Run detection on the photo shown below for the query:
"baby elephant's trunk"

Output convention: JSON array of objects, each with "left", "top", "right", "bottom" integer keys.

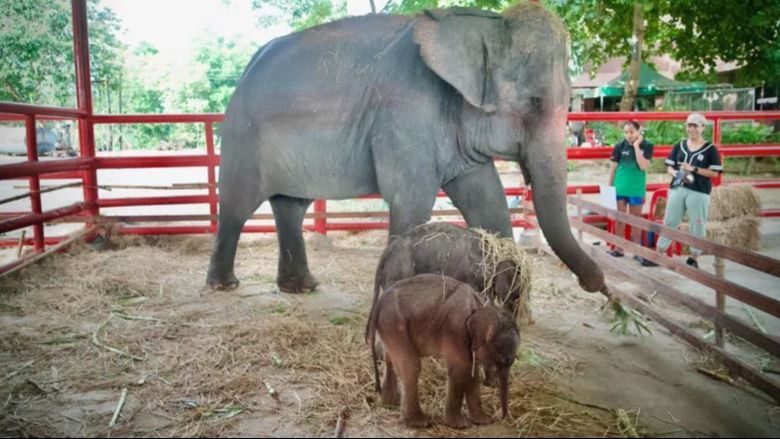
[{"left": 499, "top": 367, "right": 510, "bottom": 418}]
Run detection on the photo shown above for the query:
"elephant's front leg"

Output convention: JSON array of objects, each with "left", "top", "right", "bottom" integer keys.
[
  {"left": 443, "top": 361, "right": 474, "bottom": 429},
  {"left": 443, "top": 161, "right": 513, "bottom": 237},
  {"left": 270, "top": 195, "right": 319, "bottom": 293}
]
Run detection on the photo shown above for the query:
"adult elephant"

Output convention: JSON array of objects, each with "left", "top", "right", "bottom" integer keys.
[{"left": 207, "top": 3, "right": 607, "bottom": 295}]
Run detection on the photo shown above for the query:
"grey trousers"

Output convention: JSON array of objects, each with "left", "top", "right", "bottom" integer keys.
[{"left": 656, "top": 187, "right": 710, "bottom": 256}]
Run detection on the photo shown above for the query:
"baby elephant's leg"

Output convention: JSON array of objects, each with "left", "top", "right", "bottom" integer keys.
[
  {"left": 380, "top": 353, "right": 400, "bottom": 406},
  {"left": 443, "top": 362, "right": 472, "bottom": 429},
  {"left": 383, "top": 334, "right": 430, "bottom": 428},
  {"left": 464, "top": 372, "right": 493, "bottom": 425}
]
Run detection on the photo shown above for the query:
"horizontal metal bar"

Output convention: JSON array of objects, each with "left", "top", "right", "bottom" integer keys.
[
  {"left": 566, "top": 145, "right": 780, "bottom": 159},
  {"left": 0, "top": 202, "right": 90, "bottom": 234},
  {"left": 0, "top": 102, "right": 87, "bottom": 118},
  {"left": 96, "top": 195, "right": 210, "bottom": 208},
  {"left": 0, "top": 236, "right": 64, "bottom": 248},
  {"left": 0, "top": 157, "right": 94, "bottom": 180},
  {"left": 91, "top": 113, "right": 223, "bottom": 124},
  {"left": 567, "top": 111, "right": 780, "bottom": 122},
  {"left": 94, "top": 155, "right": 217, "bottom": 169}
]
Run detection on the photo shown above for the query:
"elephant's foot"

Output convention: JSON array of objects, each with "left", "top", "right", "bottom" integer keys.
[
  {"left": 277, "top": 272, "right": 319, "bottom": 294},
  {"left": 442, "top": 412, "right": 471, "bottom": 429},
  {"left": 467, "top": 408, "right": 494, "bottom": 425},
  {"left": 403, "top": 412, "right": 433, "bottom": 429},
  {"left": 381, "top": 383, "right": 401, "bottom": 407},
  {"left": 207, "top": 269, "right": 239, "bottom": 291}
]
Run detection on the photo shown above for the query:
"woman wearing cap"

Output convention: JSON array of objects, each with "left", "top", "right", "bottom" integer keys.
[
  {"left": 646, "top": 113, "right": 723, "bottom": 268},
  {"left": 607, "top": 120, "right": 654, "bottom": 258}
]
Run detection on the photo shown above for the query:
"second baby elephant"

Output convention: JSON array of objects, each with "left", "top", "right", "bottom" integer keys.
[
  {"left": 374, "top": 222, "right": 532, "bottom": 324},
  {"left": 367, "top": 274, "right": 520, "bottom": 428}
]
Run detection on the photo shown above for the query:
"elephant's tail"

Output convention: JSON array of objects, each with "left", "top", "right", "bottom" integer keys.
[
  {"left": 365, "top": 250, "right": 387, "bottom": 344},
  {"left": 366, "top": 293, "right": 382, "bottom": 394}
]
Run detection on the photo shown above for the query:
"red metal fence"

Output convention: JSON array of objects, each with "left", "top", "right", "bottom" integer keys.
[{"left": 1, "top": 0, "right": 780, "bottom": 275}]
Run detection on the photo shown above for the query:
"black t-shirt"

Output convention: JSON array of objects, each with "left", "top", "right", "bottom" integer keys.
[
  {"left": 610, "top": 139, "right": 654, "bottom": 167},
  {"left": 664, "top": 140, "right": 723, "bottom": 194}
]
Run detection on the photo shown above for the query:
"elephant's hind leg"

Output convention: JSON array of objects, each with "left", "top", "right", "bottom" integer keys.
[{"left": 270, "top": 195, "right": 319, "bottom": 293}]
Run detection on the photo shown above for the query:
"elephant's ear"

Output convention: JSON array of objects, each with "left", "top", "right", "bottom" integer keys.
[
  {"left": 467, "top": 307, "right": 497, "bottom": 350},
  {"left": 414, "top": 8, "right": 504, "bottom": 113}
]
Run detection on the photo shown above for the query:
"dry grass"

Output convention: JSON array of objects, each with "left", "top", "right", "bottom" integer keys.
[
  {"left": 706, "top": 216, "right": 761, "bottom": 251},
  {"left": 709, "top": 184, "right": 762, "bottom": 221},
  {"left": 473, "top": 228, "right": 533, "bottom": 326},
  {"left": 0, "top": 233, "right": 636, "bottom": 437}
]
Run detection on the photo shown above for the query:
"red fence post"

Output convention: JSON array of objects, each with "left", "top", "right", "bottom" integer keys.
[
  {"left": 205, "top": 123, "right": 218, "bottom": 233},
  {"left": 24, "top": 115, "right": 45, "bottom": 252},
  {"left": 71, "top": 0, "right": 99, "bottom": 220},
  {"left": 314, "top": 199, "right": 327, "bottom": 235},
  {"left": 713, "top": 115, "right": 723, "bottom": 186}
]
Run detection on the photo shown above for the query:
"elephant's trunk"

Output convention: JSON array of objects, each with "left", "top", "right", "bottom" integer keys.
[
  {"left": 521, "top": 107, "right": 607, "bottom": 294},
  {"left": 499, "top": 366, "right": 510, "bottom": 418}
]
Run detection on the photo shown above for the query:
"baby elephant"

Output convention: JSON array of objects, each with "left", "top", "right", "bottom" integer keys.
[
  {"left": 375, "top": 222, "right": 531, "bottom": 324},
  {"left": 366, "top": 274, "right": 519, "bottom": 429}
]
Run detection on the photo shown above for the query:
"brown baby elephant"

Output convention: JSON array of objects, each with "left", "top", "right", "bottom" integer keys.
[
  {"left": 366, "top": 274, "right": 520, "bottom": 429},
  {"left": 374, "top": 222, "right": 531, "bottom": 323}
]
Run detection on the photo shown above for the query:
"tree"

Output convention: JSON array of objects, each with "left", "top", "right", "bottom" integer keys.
[
  {"left": 0, "top": 0, "right": 125, "bottom": 107},
  {"left": 546, "top": 0, "right": 780, "bottom": 89},
  {"left": 618, "top": 0, "right": 644, "bottom": 112},
  {"left": 252, "top": 0, "right": 348, "bottom": 31},
  {"left": 251, "top": 0, "right": 511, "bottom": 31},
  {"left": 385, "top": 0, "right": 508, "bottom": 14}
]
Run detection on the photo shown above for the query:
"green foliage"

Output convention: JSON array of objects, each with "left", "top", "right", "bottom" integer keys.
[
  {"left": 720, "top": 123, "right": 774, "bottom": 145},
  {"left": 386, "top": 0, "right": 509, "bottom": 14},
  {"left": 545, "top": 0, "right": 780, "bottom": 87},
  {"left": 252, "top": 0, "right": 347, "bottom": 31},
  {"left": 0, "top": 0, "right": 123, "bottom": 106}
]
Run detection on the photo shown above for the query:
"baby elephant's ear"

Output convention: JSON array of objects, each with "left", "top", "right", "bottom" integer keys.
[
  {"left": 467, "top": 308, "right": 497, "bottom": 350},
  {"left": 493, "top": 261, "right": 517, "bottom": 303}
]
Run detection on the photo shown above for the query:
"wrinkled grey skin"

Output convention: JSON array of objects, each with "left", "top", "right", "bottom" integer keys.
[
  {"left": 366, "top": 274, "right": 519, "bottom": 429},
  {"left": 373, "top": 222, "right": 528, "bottom": 316},
  {"left": 206, "top": 4, "right": 607, "bottom": 295}
]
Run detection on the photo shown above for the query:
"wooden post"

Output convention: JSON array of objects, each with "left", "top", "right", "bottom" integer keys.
[
  {"left": 576, "top": 188, "right": 583, "bottom": 244},
  {"left": 16, "top": 230, "right": 26, "bottom": 258},
  {"left": 714, "top": 256, "right": 726, "bottom": 347}
]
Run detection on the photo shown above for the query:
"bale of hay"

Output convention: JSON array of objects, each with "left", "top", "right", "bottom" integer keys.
[
  {"left": 709, "top": 184, "right": 762, "bottom": 221},
  {"left": 707, "top": 216, "right": 761, "bottom": 251},
  {"left": 473, "top": 229, "right": 534, "bottom": 326},
  {"left": 653, "top": 195, "right": 667, "bottom": 220}
]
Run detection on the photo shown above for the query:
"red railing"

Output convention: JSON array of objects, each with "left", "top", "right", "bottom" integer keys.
[{"left": 1, "top": 0, "right": 780, "bottom": 274}]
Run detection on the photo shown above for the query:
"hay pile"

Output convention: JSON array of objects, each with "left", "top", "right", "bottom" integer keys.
[
  {"left": 0, "top": 234, "right": 640, "bottom": 437},
  {"left": 706, "top": 185, "right": 761, "bottom": 251},
  {"left": 473, "top": 229, "right": 533, "bottom": 326},
  {"left": 654, "top": 185, "right": 761, "bottom": 251},
  {"left": 708, "top": 184, "right": 762, "bottom": 220}
]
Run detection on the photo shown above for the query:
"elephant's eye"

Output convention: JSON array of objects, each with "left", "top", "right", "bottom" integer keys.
[{"left": 530, "top": 96, "right": 543, "bottom": 110}]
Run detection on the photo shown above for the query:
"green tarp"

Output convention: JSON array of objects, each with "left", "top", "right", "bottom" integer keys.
[{"left": 597, "top": 63, "right": 705, "bottom": 97}]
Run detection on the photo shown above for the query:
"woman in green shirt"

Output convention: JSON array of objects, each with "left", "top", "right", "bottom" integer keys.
[{"left": 607, "top": 121, "right": 654, "bottom": 257}]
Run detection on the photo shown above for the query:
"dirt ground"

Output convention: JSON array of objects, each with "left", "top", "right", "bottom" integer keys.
[{"left": 0, "top": 229, "right": 778, "bottom": 437}]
